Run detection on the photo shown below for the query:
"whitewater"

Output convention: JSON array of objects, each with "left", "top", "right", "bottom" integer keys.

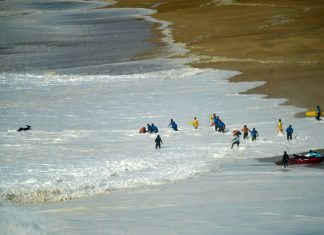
[{"left": 1, "top": 0, "right": 324, "bottom": 234}]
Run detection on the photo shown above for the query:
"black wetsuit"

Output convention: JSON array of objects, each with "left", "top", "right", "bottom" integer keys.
[
  {"left": 282, "top": 152, "right": 289, "bottom": 168},
  {"left": 155, "top": 136, "right": 163, "bottom": 149}
]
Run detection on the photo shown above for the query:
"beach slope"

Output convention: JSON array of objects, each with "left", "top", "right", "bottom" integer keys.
[{"left": 109, "top": 0, "right": 324, "bottom": 112}]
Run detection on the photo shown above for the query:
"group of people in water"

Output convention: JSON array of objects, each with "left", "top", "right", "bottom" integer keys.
[
  {"left": 138, "top": 114, "right": 299, "bottom": 150},
  {"left": 139, "top": 105, "right": 321, "bottom": 152}
]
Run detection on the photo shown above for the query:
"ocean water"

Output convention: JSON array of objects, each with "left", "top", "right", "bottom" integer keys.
[{"left": 1, "top": 1, "right": 324, "bottom": 234}]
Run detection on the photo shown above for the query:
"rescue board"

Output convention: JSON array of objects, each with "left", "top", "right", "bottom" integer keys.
[{"left": 305, "top": 111, "right": 324, "bottom": 117}]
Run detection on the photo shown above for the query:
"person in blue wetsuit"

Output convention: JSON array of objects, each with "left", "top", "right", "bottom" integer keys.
[
  {"left": 147, "top": 123, "right": 153, "bottom": 133},
  {"left": 286, "top": 124, "right": 293, "bottom": 141},
  {"left": 316, "top": 105, "right": 321, "bottom": 121},
  {"left": 213, "top": 115, "right": 220, "bottom": 131},
  {"left": 151, "top": 123, "right": 158, "bottom": 133},
  {"left": 168, "top": 119, "right": 178, "bottom": 131},
  {"left": 218, "top": 120, "right": 226, "bottom": 133},
  {"left": 249, "top": 128, "right": 258, "bottom": 141}
]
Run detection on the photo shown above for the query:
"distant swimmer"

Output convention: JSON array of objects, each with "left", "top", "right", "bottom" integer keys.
[
  {"left": 241, "top": 125, "right": 250, "bottom": 140},
  {"left": 17, "top": 125, "right": 31, "bottom": 132},
  {"left": 249, "top": 128, "right": 259, "bottom": 141},
  {"left": 193, "top": 117, "right": 199, "bottom": 129},
  {"left": 277, "top": 119, "right": 283, "bottom": 134},
  {"left": 231, "top": 133, "right": 240, "bottom": 149},
  {"left": 316, "top": 105, "right": 321, "bottom": 121},
  {"left": 168, "top": 119, "right": 178, "bottom": 131},
  {"left": 155, "top": 135, "right": 163, "bottom": 149},
  {"left": 286, "top": 125, "right": 293, "bottom": 141}
]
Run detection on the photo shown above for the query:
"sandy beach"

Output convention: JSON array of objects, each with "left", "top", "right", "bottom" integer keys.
[{"left": 108, "top": 0, "right": 324, "bottom": 113}]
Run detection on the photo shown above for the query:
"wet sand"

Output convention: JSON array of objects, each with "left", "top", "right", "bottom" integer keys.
[{"left": 106, "top": 0, "right": 324, "bottom": 113}]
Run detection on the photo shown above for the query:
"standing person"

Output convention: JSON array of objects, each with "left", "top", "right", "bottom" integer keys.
[
  {"left": 168, "top": 119, "right": 178, "bottom": 131},
  {"left": 155, "top": 135, "right": 163, "bottom": 149},
  {"left": 282, "top": 151, "right": 289, "bottom": 168},
  {"left": 249, "top": 128, "right": 259, "bottom": 141},
  {"left": 241, "top": 125, "right": 250, "bottom": 140},
  {"left": 277, "top": 119, "right": 283, "bottom": 134},
  {"left": 286, "top": 124, "right": 293, "bottom": 141},
  {"left": 316, "top": 105, "right": 321, "bottom": 121},
  {"left": 193, "top": 117, "right": 199, "bottom": 129},
  {"left": 231, "top": 133, "right": 240, "bottom": 149}
]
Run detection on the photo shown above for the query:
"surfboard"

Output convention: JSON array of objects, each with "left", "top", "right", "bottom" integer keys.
[{"left": 305, "top": 111, "right": 324, "bottom": 117}]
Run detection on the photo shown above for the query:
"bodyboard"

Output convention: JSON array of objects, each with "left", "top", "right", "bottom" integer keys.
[{"left": 305, "top": 111, "right": 324, "bottom": 117}]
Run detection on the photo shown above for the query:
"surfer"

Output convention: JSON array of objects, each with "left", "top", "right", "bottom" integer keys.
[
  {"left": 316, "top": 105, "right": 321, "bottom": 121},
  {"left": 218, "top": 119, "right": 226, "bottom": 133},
  {"left": 282, "top": 151, "right": 289, "bottom": 168},
  {"left": 17, "top": 125, "right": 31, "bottom": 132},
  {"left": 147, "top": 123, "right": 152, "bottom": 133},
  {"left": 193, "top": 117, "right": 199, "bottom": 129},
  {"left": 155, "top": 135, "right": 163, "bottom": 149},
  {"left": 249, "top": 128, "right": 259, "bottom": 141},
  {"left": 213, "top": 114, "right": 219, "bottom": 131},
  {"left": 151, "top": 124, "right": 158, "bottom": 133},
  {"left": 241, "top": 125, "right": 250, "bottom": 140},
  {"left": 168, "top": 119, "right": 178, "bottom": 131},
  {"left": 277, "top": 119, "right": 283, "bottom": 134},
  {"left": 231, "top": 133, "right": 240, "bottom": 149},
  {"left": 286, "top": 125, "right": 293, "bottom": 141}
]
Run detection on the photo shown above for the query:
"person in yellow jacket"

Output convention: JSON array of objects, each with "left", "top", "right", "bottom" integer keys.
[
  {"left": 277, "top": 119, "right": 283, "bottom": 134},
  {"left": 193, "top": 117, "right": 199, "bottom": 129}
]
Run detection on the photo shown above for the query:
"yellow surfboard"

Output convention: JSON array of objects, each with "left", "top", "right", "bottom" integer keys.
[{"left": 305, "top": 111, "right": 324, "bottom": 117}]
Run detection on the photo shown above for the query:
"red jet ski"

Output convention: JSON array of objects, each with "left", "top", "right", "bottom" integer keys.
[
  {"left": 288, "top": 157, "right": 324, "bottom": 165},
  {"left": 276, "top": 151, "right": 324, "bottom": 165}
]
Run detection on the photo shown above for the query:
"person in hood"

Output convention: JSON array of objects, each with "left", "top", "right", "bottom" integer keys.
[
  {"left": 151, "top": 123, "right": 158, "bottom": 133},
  {"left": 277, "top": 119, "right": 283, "bottom": 134},
  {"left": 155, "top": 135, "right": 163, "bottom": 149},
  {"left": 168, "top": 119, "right": 178, "bottom": 131},
  {"left": 316, "top": 105, "right": 321, "bottom": 121},
  {"left": 249, "top": 128, "right": 259, "bottom": 141},
  {"left": 193, "top": 117, "right": 199, "bottom": 129},
  {"left": 282, "top": 151, "right": 289, "bottom": 168},
  {"left": 286, "top": 125, "right": 293, "bottom": 141}
]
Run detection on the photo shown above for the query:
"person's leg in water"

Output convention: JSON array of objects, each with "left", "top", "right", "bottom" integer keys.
[
  {"left": 316, "top": 113, "right": 321, "bottom": 121},
  {"left": 243, "top": 132, "right": 248, "bottom": 140},
  {"left": 231, "top": 141, "right": 239, "bottom": 149}
]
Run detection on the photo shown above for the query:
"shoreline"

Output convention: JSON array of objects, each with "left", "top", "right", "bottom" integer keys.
[{"left": 105, "top": 0, "right": 324, "bottom": 114}]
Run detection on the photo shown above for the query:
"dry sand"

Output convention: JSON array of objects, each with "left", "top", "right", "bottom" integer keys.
[{"left": 105, "top": 0, "right": 324, "bottom": 114}]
